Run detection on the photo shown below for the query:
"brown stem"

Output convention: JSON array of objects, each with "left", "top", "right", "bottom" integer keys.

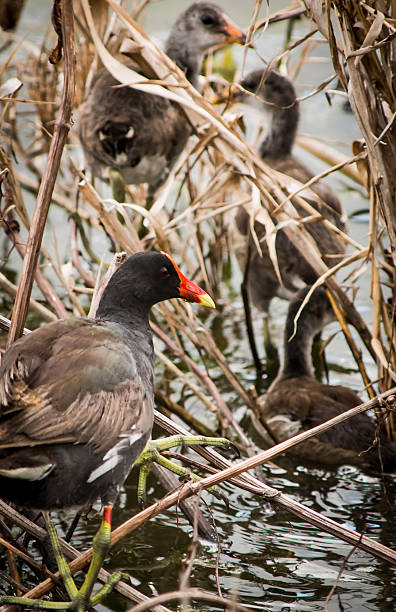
[
  {"left": 7, "top": 0, "right": 75, "bottom": 345},
  {"left": 124, "top": 588, "right": 251, "bottom": 612},
  {"left": 3, "top": 389, "right": 395, "bottom": 612},
  {"left": 0, "top": 502, "right": 171, "bottom": 612}
]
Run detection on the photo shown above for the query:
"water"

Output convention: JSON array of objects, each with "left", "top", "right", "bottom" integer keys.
[{"left": 1, "top": 1, "right": 395, "bottom": 610}]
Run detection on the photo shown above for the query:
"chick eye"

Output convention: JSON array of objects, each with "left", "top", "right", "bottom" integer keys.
[
  {"left": 159, "top": 266, "right": 171, "bottom": 278},
  {"left": 244, "top": 79, "right": 256, "bottom": 91},
  {"left": 201, "top": 14, "right": 215, "bottom": 25}
]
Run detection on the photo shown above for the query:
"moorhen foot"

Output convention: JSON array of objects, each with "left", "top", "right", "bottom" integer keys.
[{"left": 0, "top": 251, "right": 229, "bottom": 611}]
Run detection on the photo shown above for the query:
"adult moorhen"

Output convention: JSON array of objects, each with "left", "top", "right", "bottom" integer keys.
[
  {"left": 220, "top": 70, "right": 347, "bottom": 361},
  {"left": 258, "top": 286, "right": 396, "bottom": 471},
  {"left": 0, "top": 251, "right": 222, "bottom": 611},
  {"left": 79, "top": 2, "right": 246, "bottom": 204}
]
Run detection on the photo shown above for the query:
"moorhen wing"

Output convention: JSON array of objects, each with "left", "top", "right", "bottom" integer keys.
[{"left": 0, "top": 250, "right": 230, "bottom": 611}]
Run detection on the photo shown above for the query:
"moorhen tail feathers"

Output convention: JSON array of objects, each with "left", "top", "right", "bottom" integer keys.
[
  {"left": 0, "top": 251, "right": 216, "bottom": 610},
  {"left": 0, "top": 251, "right": 214, "bottom": 510}
]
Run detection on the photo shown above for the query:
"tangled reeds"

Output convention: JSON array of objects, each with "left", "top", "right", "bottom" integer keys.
[{"left": 0, "top": 0, "right": 395, "bottom": 609}]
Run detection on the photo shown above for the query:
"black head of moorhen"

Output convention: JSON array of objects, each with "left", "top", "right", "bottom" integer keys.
[
  {"left": 79, "top": 2, "right": 246, "bottom": 203},
  {"left": 0, "top": 250, "right": 215, "bottom": 610},
  {"left": 258, "top": 286, "right": 396, "bottom": 472}
]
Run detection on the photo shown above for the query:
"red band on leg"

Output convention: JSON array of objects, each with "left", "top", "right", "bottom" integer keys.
[{"left": 103, "top": 505, "right": 112, "bottom": 527}]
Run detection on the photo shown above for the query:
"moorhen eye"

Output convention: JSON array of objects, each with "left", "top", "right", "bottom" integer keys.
[
  {"left": 243, "top": 78, "right": 258, "bottom": 92},
  {"left": 201, "top": 14, "right": 215, "bottom": 25},
  {"left": 159, "top": 266, "right": 171, "bottom": 278}
]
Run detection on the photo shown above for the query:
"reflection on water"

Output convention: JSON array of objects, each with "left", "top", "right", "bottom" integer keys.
[
  {"left": 2, "top": 0, "right": 395, "bottom": 610},
  {"left": 51, "top": 454, "right": 395, "bottom": 610}
]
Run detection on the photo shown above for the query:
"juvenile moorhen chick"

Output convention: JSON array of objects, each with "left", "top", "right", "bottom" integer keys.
[
  {"left": 258, "top": 286, "right": 396, "bottom": 472},
  {"left": 222, "top": 70, "right": 347, "bottom": 359},
  {"left": 0, "top": 251, "right": 218, "bottom": 611},
  {"left": 79, "top": 2, "right": 245, "bottom": 203}
]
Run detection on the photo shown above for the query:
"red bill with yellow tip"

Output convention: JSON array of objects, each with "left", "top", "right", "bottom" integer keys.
[{"left": 162, "top": 252, "right": 215, "bottom": 309}]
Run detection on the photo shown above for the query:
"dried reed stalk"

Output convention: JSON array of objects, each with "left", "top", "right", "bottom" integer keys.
[
  {"left": 0, "top": 502, "right": 171, "bottom": 612},
  {"left": 303, "top": 0, "right": 396, "bottom": 419},
  {"left": 1, "top": 389, "right": 395, "bottom": 609},
  {"left": 77, "top": 0, "right": 393, "bottom": 389},
  {"left": 1, "top": 0, "right": 396, "bottom": 605},
  {"left": 6, "top": 0, "right": 75, "bottom": 344}
]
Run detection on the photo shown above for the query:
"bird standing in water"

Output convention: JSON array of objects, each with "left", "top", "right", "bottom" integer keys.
[
  {"left": 259, "top": 286, "right": 396, "bottom": 471},
  {"left": 0, "top": 251, "right": 231, "bottom": 611}
]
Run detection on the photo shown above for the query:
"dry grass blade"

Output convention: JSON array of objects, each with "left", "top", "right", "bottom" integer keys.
[
  {"left": 0, "top": 272, "right": 57, "bottom": 322},
  {"left": 1, "top": 0, "right": 396, "bottom": 606},
  {"left": 125, "top": 588, "right": 251, "bottom": 612},
  {"left": 75, "top": 0, "right": 385, "bottom": 380},
  {"left": 0, "top": 502, "right": 172, "bottom": 612},
  {"left": 0, "top": 379, "right": 395, "bottom": 611},
  {"left": 296, "top": 133, "right": 365, "bottom": 185}
]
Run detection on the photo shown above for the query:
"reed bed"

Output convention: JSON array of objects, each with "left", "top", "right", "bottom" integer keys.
[{"left": 0, "top": 0, "right": 395, "bottom": 609}]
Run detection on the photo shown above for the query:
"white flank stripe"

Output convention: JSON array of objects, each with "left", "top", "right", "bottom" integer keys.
[
  {"left": 87, "top": 454, "right": 119, "bottom": 483},
  {"left": 87, "top": 429, "right": 142, "bottom": 483},
  {"left": 0, "top": 464, "right": 54, "bottom": 481}
]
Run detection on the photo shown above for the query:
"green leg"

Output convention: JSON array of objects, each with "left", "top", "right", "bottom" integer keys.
[
  {"left": 89, "top": 571, "right": 125, "bottom": 606},
  {"left": 137, "top": 460, "right": 152, "bottom": 507},
  {"left": 109, "top": 168, "right": 126, "bottom": 203},
  {"left": 0, "top": 596, "right": 73, "bottom": 610},
  {"left": 0, "top": 517, "right": 76, "bottom": 610},
  {"left": 74, "top": 505, "right": 114, "bottom": 611},
  {"left": 0, "top": 506, "right": 122, "bottom": 611},
  {"left": 135, "top": 435, "right": 235, "bottom": 505},
  {"left": 140, "top": 434, "right": 235, "bottom": 454},
  {"left": 46, "top": 519, "right": 78, "bottom": 600}
]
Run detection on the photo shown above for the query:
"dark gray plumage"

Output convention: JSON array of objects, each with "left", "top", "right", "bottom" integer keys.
[
  {"left": 259, "top": 287, "right": 396, "bottom": 471},
  {"left": 231, "top": 70, "right": 347, "bottom": 316},
  {"left": 79, "top": 2, "right": 245, "bottom": 201},
  {"left": 0, "top": 251, "right": 213, "bottom": 510}
]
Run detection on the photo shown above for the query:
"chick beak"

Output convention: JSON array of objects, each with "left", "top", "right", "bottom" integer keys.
[
  {"left": 222, "top": 17, "right": 246, "bottom": 45},
  {"left": 212, "top": 82, "right": 241, "bottom": 105},
  {"left": 162, "top": 252, "right": 216, "bottom": 309}
]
